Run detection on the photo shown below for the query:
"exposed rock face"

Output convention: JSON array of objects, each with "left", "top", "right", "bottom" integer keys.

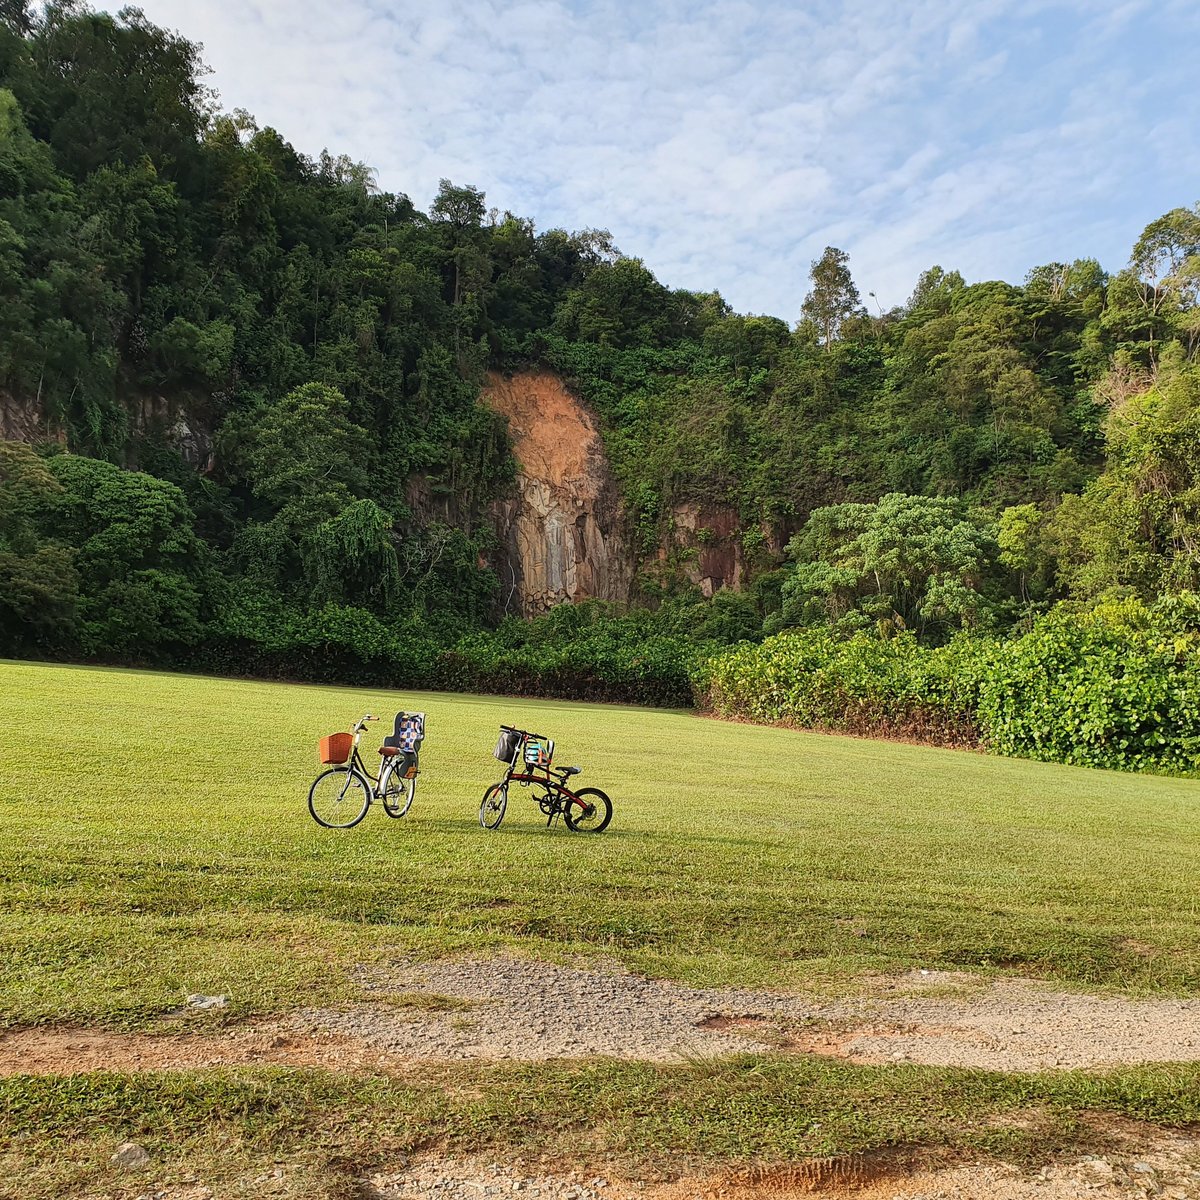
[
  {"left": 666, "top": 503, "right": 745, "bottom": 597},
  {"left": 130, "top": 393, "right": 215, "bottom": 471},
  {"left": 0, "top": 389, "right": 61, "bottom": 444},
  {"left": 0, "top": 388, "right": 213, "bottom": 469},
  {"left": 482, "top": 372, "right": 634, "bottom": 617}
]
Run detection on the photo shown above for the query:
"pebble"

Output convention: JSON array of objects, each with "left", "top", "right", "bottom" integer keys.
[
  {"left": 186, "top": 993, "right": 229, "bottom": 1010},
  {"left": 112, "top": 1142, "right": 151, "bottom": 1169}
]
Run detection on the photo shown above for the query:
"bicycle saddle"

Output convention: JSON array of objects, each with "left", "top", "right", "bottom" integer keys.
[
  {"left": 378, "top": 745, "right": 401, "bottom": 757},
  {"left": 559, "top": 765, "right": 582, "bottom": 776}
]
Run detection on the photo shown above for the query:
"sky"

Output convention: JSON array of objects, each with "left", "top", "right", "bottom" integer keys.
[{"left": 131, "top": 0, "right": 1200, "bottom": 319}]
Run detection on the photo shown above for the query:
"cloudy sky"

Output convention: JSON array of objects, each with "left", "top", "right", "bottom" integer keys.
[{"left": 133, "top": 0, "right": 1200, "bottom": 318}]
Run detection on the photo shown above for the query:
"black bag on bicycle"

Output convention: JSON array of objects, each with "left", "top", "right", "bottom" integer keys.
[{"left": 493, "top": 727, "right": 521, "bottom": 762}]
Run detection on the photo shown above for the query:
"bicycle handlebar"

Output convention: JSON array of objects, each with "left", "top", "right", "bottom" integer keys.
[{"left": 500, "top": 723, "right": 548, "bottom": 741}]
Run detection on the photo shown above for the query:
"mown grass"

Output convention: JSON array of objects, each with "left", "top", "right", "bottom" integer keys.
[
  {"left": 5, "top": 1056, "right": 1200, "bottom": 1198},
  {"left": 4, "top": 659, "right": 1200, "bottom": 1027}
]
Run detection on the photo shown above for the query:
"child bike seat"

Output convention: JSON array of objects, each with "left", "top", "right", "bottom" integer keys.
[{"left": 384, "top": 711, "right": 425, "bottom": 754}]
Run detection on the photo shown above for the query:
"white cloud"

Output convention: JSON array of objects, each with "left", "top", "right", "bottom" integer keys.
[{"left": 137, "top": 0, "right": 1200, "bottom": 317}]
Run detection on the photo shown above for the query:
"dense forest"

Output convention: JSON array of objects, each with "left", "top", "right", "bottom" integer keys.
[{"left": 2, "top": 4, "right": 1199, "bottom": 772}]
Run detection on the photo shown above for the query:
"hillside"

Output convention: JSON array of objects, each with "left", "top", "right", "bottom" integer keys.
[{"left": 2, "top": 4, "right": 1200, "bottom": 775}]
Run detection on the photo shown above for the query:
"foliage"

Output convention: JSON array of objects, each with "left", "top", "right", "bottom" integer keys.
[
  {"left": 308, "top": 499, "right": 401, "bottom": 612},
  {"left": 698, "top": 594, "right": 1200, "bottom": 776},
  {"left": 1049, "top": 348, "right": 1200, "bottom": 599},
  {"left": 775, "top": 493, "right": 1001, "bottom": 639},
  {"left": 697, "top": 627, "right": 987, "bottom": 747},
  {"left": 44, "top": 453, "right": 211, "bottom": 657},
  {"left": 0, "top": 443, "right": 79, "bottom": 651},
  {"left": 238, "top": 383, "right": 369, "bottom": 524},
  {"left": 978, "top": 598, "right": 1200, "bottom": 773}
]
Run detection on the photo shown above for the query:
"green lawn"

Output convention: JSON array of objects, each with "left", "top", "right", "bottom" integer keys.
[
  {"left": 4, "top": 659, "right": 1200, "bottom": 1028},
  {"left": 8, "top": 659, "right": 1200, "bottom": 1196}
]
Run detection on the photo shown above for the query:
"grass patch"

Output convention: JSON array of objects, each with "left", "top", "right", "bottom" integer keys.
[
  {"left": 4, "top": 1056, "right": 1200, "bottom": 1198},
  {"left": 3, "top": 659, "right": 1200, "bottom": 1029},
  {"left": 376, "top": 992, "right": 480, "bottom": 1013}
]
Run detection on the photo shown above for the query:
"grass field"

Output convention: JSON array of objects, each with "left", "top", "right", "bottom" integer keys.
[
  {"left": 4, "top": 658, "right": 1200, "bottom": 1028},
  {"left": 5, "top": 659, "right": 1200, "bottom": 1196}
]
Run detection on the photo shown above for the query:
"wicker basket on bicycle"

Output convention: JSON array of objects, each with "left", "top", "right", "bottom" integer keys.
[{"left": 319, "top": 731, "right": 354, "bottom": 765}]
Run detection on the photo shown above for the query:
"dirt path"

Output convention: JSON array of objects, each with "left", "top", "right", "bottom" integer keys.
[
  {"left": 364, "top": 1137, "right": 1200, "bottom": 1200},
  {"left": 297, "top": 956, "right": 1200, "bottom": 1071},
  {"left": 7, "top": 957, "right": 1200, "bottom": 1076},
  {"left": 0, "top": 1022, "right": 385, "bottom": 1077}
]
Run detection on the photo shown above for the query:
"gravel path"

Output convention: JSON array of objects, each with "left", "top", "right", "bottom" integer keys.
[
  {"left": 297, "top": 957, "right": 1200, "bottom": 1071},
  {"left": 827, "top": 972, "right": 1200, "bottom": 1070},
  {"left": 300, "top": 956, "right": 797, "bottom": 1061}
]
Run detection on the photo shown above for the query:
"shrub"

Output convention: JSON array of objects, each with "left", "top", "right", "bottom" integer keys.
[
  {"left": 977, "top": 601, "right": 1200, "bottom": 774},
  {"left": 695, "top": 628, "right": 987, "bottom": 748},
  {"left": 696, "top": 596, "right": 1200, "bottom": 775}
]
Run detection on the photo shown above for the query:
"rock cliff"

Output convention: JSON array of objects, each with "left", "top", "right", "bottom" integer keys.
[
  {"left": 0, "top": 389, "right": 212, "bottom": 468},
  {"left": 664, "top": 502, "right": 745, "bottom": 597},
  {"left": 481, "top": 371, "right": 634, "bottom": 617}
]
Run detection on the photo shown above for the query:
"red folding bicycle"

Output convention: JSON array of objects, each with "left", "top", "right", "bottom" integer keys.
[{"left": 479, "top": 724, "right": 612, "bottom": 833}]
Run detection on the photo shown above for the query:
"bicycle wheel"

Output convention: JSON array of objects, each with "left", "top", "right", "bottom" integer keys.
[
  {"left": 479, "top": 782, "right": 508, "bottom": 830},
  {"left": 382, "top": 767, "right": 415, "bottom": 818},
  {"left": 308, "top": 767, "right": 372, "bottom": 829},
  {"left": 564, "top": 787, "right": 612, "bottom": 833}
]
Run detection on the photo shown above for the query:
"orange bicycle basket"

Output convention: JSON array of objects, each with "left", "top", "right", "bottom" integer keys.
[{"left": 318, "top": 732, "right": 353, "bottom": 765}]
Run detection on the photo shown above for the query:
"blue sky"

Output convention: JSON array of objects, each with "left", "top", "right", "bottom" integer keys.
[{"left": 134, "top": 0, "right": 1200, "bottom": 318}]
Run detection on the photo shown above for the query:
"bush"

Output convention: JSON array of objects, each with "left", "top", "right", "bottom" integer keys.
[
  {"left": 696, "top": 596, "right": 1200, "bottom": 775},
  {"left": 184, "top": 593, "right": 698, "bottom": 706},
  {"left": 695, "top": 628, "right": 987, "bottom": 747},
  {"left": 438, "top": 604, "right": 698, "bottom": 707},
  {"left": 977, "top": 600, "right": 1200, "bottom": 773}
]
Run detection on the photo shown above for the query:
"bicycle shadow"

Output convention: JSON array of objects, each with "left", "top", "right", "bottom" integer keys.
[{"left": 409, "top": 815, "right": 647, "bottom": 842}]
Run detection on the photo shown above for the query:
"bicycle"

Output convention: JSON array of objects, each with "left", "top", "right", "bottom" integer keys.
[
  {"left": 308, "top": 712, "right": 424, "bottom": 829},
  {"left": 479, "top": 724, "right": 612, "bottom": 833}
]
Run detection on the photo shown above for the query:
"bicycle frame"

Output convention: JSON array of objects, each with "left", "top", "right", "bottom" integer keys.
[
  {"left": 337, "top": 717, "right": 402, "bottom": 801},
  {"left": 497, "top": 731, "right": 588, "bottom": 814}
]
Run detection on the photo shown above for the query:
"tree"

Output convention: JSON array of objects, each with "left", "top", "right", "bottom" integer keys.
[
  {"left": 551, "top": 257, "right": 671, "bottom": 348},
  {"left": 1131, "top": 204, "right": 1200, "bottom": 311},
  {"left": 777, "top": 493, "right": 1001, "bottom": 639},
  {"left": 799, "top": 246, "right": 863, "bottom": 349},
  {"left": 1049, "top": 347, "right": 1200, "bottom": 599},
  {"left": 0, "top": 0, "right": 34, "bottom": 36},
  {"left": 46, "top": 453, "right": 210, "bottom": 656},
  {"left": 239, "top": 382, "right": 370, "bottom": 525},
  {"left": 997, "top": 503, "right": 1055, "bottom": 605},
  {"left": 0, "top": 441, "right": 78, "bottom": 651},
  {"left": 308, "top": 498, "right": 400, "bottom": 614}
]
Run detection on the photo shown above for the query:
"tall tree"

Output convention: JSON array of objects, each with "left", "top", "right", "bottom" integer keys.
[{"left": 800, "top": 246, "right": 863, "bottom": 350}]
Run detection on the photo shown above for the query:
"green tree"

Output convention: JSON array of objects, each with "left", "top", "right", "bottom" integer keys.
[
  {"left": 46, "top": 454, "right": 210, "bottom": 657},
  {"left": 777, "top": 493, "right": 1001, "bottom": 639},
  {"left": 0, "top": 441, "right": 78, "bottom": 650},
  {"left": 1050, "top": 347, "right": 1200, "bottom": 598},
  {"left": 799, "top": 246, "right": 863, "bottom": 349},
  {"left": 238, "top": 382, "right": 370, "bottom": 524}
]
